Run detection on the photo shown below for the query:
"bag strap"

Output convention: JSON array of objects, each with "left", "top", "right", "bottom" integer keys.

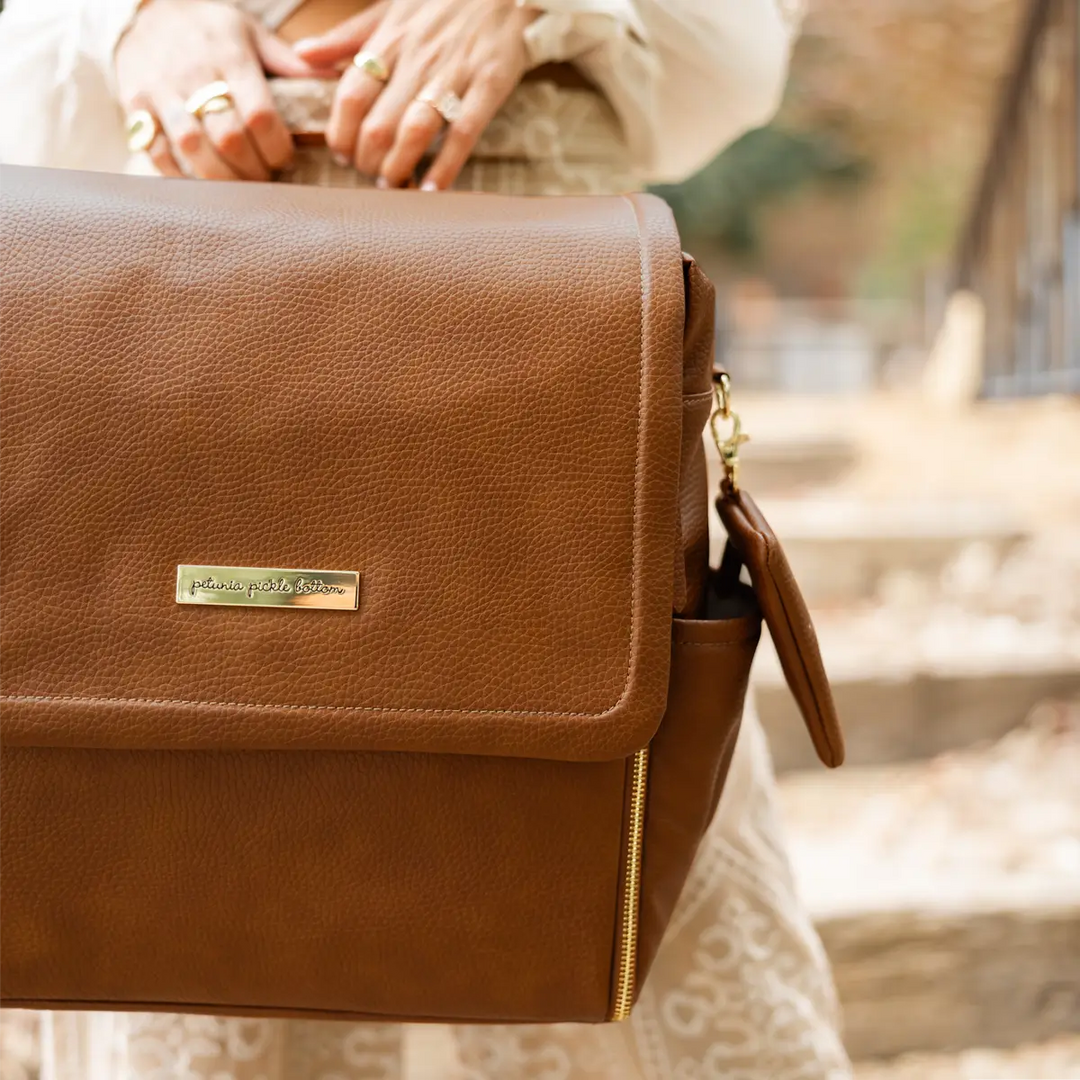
[{"left": 709, "top": 374, "right": 845, "bottom": 769}]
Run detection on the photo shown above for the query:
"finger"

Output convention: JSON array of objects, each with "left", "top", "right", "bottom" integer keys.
[
  {"left": 145, "top": 131, "right": 184, "bottom": 177},
  {"left": 325, "top": 59, "right": 390, "bottom": 164},
  {"left": 253, "top": 22, "right": 340, "bottom": 79},
  {"left": 121, "top": 92, "right": 184, "bottom": 177},
  {"left": 201, "top": 103, "right": 271, "bottom": 181},
  {"left": 380, "top": 90, "right": 454, "bottom": 188},
  {"left": 225, "top": 65, "right": 294, "bottom": 171},
  {"left": 157, "top": 96, "right": 243, "bottom": 180},
  {"left": 353, "top": 54, "right": 423, "bottom": 177},
  {"left": 421, "top": 68, "right": 511, "bottom": 190},
  {"left": 291, "top": 9, "right": 384, "bottom": 67}
]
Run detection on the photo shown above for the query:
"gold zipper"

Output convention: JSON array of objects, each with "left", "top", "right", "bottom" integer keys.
[{"left": 611, "top": 746, "right": 650, "bottom": 1020}]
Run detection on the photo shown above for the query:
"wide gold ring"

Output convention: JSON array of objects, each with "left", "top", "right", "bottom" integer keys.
[
  {"left": 184, "top": 80, "right": 234, "bottom": 119},
  {"left": 125, "top": 109, "right": 160, "bottom": 154},
  {"left": 352, "top": 51, "right": 390, "bottom": 82},
  {"left": 415, "top": 88, "right": 463, "bottom": 124}
]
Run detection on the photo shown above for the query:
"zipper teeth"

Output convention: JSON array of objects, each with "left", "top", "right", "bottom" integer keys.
[{"left": 612, "top": 746, "right": 650, "bottom": 1021}]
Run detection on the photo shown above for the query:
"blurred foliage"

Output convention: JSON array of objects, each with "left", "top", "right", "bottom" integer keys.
[
  {"left": 652, "top": 124, "right": 868, "bottom": 257},
  {"left": 657, "top": 0, "right": 1024, "bottom": 297},
  {"left": 855, "top": 162, "right": 962, "bottom": 298}
]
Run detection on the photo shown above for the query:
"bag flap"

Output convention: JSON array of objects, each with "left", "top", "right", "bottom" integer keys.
[{"left": 0, "top": 166, "right": 689, "bottom": 762}]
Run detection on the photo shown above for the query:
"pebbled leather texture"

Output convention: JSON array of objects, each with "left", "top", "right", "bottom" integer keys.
[
  {"left": 635, "top": 581, "right": 760, "bottom": 988},
  {"left": 0, "top": 165, "right": 841, "bottom": 1021},
  {"left": 0, "top": 166, "right": 688, "bottom": 761},
  {"left": 0, "top": 744, "right": 628, "bottom": 1022},
  {"left": 0, "top": 600, "right": 763, "bottom": 1021}
]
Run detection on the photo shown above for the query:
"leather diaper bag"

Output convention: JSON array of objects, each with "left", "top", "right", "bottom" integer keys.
[{"left": 0, "top": 164, "right": 843, "bottom": 1024}]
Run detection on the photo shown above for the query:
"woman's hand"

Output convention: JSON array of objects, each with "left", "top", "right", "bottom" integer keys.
[
  {"left": 295, "top": 0, "right": 537, "bottom": 189},
  {"left": 115, "top": 0, "right": 332, "bottom": 180}
]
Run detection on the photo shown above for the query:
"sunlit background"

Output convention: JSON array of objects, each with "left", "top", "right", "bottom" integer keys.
[
  {"left": 0, "top": 1, "right": 1077, "bottom": 1077},
  {"left": 666, "top": 1, "right": 1080, "bottom": 1076}
]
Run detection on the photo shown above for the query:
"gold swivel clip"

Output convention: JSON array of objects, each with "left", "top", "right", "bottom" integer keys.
[{"left": 709, "top": 372, "right": 749, "bottom": 493}]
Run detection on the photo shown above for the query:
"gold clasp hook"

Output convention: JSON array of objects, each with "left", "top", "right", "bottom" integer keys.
[{"left": 709, "top": 372, "right": 750, "bottom": 493}]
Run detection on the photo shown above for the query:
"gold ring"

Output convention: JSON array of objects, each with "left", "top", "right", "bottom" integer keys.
[
  {"left": 415, "top": 88, "right": 463, "bottom": 124},
  {"left": 352, "top": 51, "right": 390, "bottom": 82},
  {"left": 125, "top": 109, "right": 160, "bottom": 154},
  {"left": 184, "top": 80, "right": 234, "bottom": 119}
]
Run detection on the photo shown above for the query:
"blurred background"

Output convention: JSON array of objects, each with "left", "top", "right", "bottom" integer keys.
[
  {"left": 0, "top": 1, "right": 1077, "bottom": 1078},
  {"left": 682, "top": 0, "right": 1080, "bottom": 1076}
]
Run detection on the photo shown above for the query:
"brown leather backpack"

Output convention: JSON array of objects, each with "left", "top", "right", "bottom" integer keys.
[{"left": 0, "top": 164, "right": 842, "bottom": 1024}]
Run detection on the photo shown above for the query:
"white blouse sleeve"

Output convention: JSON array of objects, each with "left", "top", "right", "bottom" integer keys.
[
  {"left": 0, "top": 0, "right": 794, "bottom": 179},
  {"left": 524, "top": 0, "right": 796, "bottom": 183},
  {"left": 0, "top": 0, "right": 141, "bottom": 170}
]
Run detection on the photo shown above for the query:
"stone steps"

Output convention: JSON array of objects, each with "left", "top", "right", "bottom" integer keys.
[
  {"left": 754, "top": 606, "right": 1080, "bottom": 771},
  {"left": 822, "top": 900, "right": 1080, "bottom": 1062},
  {"left": 708, "top": 493, "right": 1027, "bottom": 606},
  {"left": 853, "top": 1035, "right": 1080, "bottom": 1079},
  {"left": 779, "top": 709, "right": 1080, "bottom": 1060},
  {"left": 760, "top": 659, "right": 1080, "bottom": 771},
  {"left": 706, "top": 432, "right": 859, "bottom": 494}
]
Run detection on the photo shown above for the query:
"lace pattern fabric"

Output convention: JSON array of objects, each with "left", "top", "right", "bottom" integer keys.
[
  {"left": 6, "top": 77, "right": 850, "bottom": 1080},
  {"left": 281, "top": 78, "right": 636, "bottom": 195}
]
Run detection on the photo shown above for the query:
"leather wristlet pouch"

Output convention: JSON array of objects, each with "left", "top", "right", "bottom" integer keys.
[{"left": 0, "top": 165, "right": 843, "bottom": 1023}]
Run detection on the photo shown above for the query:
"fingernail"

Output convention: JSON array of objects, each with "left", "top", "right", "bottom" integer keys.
[
  {"left": 293, "top": 37, "right": 321, "bottom": 52},
  {"left": 420, "top": 180, "right": 438, "bottom": 192},
  {"left": 375, "top": 176, "right": 388, "bottom": 190},
  {"left": 332, "top": 152, "right": 350, "bottom": 167}
]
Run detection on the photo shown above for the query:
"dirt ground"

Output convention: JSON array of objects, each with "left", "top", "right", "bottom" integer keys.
[{"left": 854, "top": 1035, "right": 1080, "bottom": 1079}]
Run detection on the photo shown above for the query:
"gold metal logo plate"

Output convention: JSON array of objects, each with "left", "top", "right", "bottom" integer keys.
[{"left": 176, "top": 566, "right": 360, "bottom": 610}]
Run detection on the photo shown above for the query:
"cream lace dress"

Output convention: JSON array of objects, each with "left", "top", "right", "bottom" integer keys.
[{"left": 0, "top": 0, "right": 851, "bottom": 1075}]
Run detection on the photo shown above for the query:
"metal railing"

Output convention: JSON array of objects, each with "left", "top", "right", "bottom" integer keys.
[
  {"left": 956, "top": 0, "right": 1080, "bottom": 397},
  {"left": 719, "top": 298, "right": 920, "bottom": 394}
]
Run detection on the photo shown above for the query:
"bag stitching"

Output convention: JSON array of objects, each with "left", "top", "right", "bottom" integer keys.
[
  {"left": 682, "top": 390, "right": 713, "bottom": 408},
  {"left": 673, "top": 641, "right": 750, "bottom": 650}
]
